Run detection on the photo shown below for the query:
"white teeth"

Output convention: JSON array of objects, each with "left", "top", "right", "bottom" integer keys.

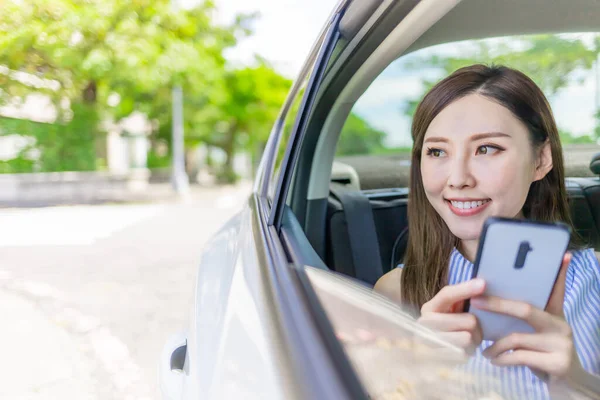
[{"left": 450, "top": 200, "right": 489, "bottom": 209}]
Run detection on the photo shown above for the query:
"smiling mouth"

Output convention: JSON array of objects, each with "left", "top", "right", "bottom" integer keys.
[{"left": 445, "top": 199, "right": 491, "bottom": 216}]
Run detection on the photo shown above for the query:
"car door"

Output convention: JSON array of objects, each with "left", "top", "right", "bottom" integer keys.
[
  {"left": 275, "top": 0, "right": 600, "bottom": 398},
  {"left": 159, "top": 2, "right": 358, "bottom": 400}
]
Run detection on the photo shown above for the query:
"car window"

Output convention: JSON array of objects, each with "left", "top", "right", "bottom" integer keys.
[
  {"left": 268, "top": 12, "right": 344, "bottom": 216},
  {"left": 267, "top": 84, "right": 306, "bottom": 202},
  {"left": 334, "top": 32, "right": 600, "bottom": 190},
  {"left": 304, "top": 267, "right": 511, "bottom": 399},
  {"left": 304, "top": 266, "right": 596, "bottom": 399},
  {"left": 312, "top": 31, "right": 600, "bottom": 399}
]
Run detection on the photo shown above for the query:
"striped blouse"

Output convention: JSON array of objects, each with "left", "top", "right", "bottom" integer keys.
[{"left": 443, "top": 247, "right": 600, "bottom": 399}]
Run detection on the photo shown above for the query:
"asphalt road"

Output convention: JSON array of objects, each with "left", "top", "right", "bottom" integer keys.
[{"left": 0, "top": 183, "right": 252, "bottom": 400}]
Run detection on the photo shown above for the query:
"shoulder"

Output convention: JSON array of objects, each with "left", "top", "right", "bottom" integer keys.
[
  {"left": 570, "top": 248, "right": 600, "bottom": 271},
  {"left": 567, "top": 248, "right": 600, "bottom": 288},
  {"left": 374, "top": 267, "right": 403, "bottom": 303}
]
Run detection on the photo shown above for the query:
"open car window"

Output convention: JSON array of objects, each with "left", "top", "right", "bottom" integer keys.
[
  {"left": 299, "top": 30, "right": 600, "bottom": 400},
  {"left": 334, "top": 32, "right": 600, "bottom": 191}
]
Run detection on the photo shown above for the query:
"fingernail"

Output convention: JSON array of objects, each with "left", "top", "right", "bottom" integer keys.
[{"left": 472, "top": 279, "right": 485, "bottom": 290}]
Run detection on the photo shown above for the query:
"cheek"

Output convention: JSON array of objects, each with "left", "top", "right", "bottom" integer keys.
[
  {"left": 476, "top": 156, "right": 534, "bottom": 204},
  {"left": 420, "top": 159, "right": 446, "bottom": 196}
]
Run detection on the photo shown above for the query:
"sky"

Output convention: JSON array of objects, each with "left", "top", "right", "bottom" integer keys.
[
  {"left": 189, "top": 1, "right": 599, "bottom": 147},
  {"left": 353, "top": 37, "right": 600, "bottom": 147},
  {"left": 211, "top": 0, "right": 338, "bottom": 78}
]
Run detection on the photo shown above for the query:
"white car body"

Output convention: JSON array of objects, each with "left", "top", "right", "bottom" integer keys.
[{"left": 161, "top": 0, "right": 600, "bottom": 398}]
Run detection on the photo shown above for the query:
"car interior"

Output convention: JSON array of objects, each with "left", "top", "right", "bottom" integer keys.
[{"left": 278, "top": 0, "right": 600, "bottom": 288}]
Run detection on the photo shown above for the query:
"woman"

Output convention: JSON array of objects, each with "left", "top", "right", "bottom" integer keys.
[{"left": 375, "top": 64, "right": 600, "bottom": 398}]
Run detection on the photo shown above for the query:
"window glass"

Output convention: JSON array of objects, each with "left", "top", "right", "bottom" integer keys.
[
  {"left": 305, "top": 267, "right": 512, "bottom": 399},
  {"left": 335, "top": 32, "right": 600, "bottom": 190},
  {"left": 305, "top": 266, "right": 592, "bottom": 399},
  {"left": 268, "top": 84, "right": 307, "bottom": 201}
]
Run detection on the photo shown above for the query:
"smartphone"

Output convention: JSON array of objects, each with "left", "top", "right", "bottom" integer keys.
[{"left": 464, "top": 217, "right": 571, "bottom": 341}]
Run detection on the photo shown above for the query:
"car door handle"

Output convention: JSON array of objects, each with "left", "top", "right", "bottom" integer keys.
[
  {"left": 170, "top": 341, "right": 187, "bottom": 372},
  {"left": 160, "top": 331, "right": 187, "bottom": 400}
]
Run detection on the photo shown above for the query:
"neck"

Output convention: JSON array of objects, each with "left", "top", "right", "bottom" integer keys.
[
  {"left": 459, "top": 212, "right": 526, "bottom": 262},
  {"left": 459, "top": 239, "right": 478, "bottom": 262}
]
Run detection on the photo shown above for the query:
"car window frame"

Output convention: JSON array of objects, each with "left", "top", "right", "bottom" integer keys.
[
  {"left": 267, "top": 13, "right": 343, "bottom": 229},
  {"left": 260, "top": 19, "right": 333, "bottom": 202}
]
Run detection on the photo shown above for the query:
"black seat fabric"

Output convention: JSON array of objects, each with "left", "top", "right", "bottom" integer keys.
[
  {"left": 566, "top": 177, "right": 600, "bottom": 249},
  {"left": 326, "top": 177, "right": 600, "bottom": 284},
  {"left": 326, "top": 189, "right": 408, "bottom": 279}
]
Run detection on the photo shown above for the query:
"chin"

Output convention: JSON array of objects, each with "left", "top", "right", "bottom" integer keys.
[
  {"left": 443, "top": 215, "right": 486, "bottom": 242},
  {"left": 447, "top": 225, "right": 481, "bottom": 242}
]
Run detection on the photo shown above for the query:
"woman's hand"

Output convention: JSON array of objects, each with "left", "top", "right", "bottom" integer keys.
[
  {"left": 472, "top": 253, "right": 581, "bottom": 382},
  {"left": 418, "top": 278, "right": 486, "bottom": 355}
]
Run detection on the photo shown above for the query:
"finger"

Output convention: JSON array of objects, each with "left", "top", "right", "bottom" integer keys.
[
  {"left": 470, "top": 295, "right": 564, "bottom": 333},
  {"left": 418, "top": 312, "right": 480, "bottom": 333},
  {"left": 482, "top": 333, "right": 568, "bottom": 359},
  {"left": 491, "top": 350, "right": 570, "bottom": 377},
  {"left": 437, "top": 331, "right": 477, "bottom": 353},
  {"left": 546, "top": 252, "right": 571, "bottom": 317},
  {"left": 421, "top": 279, "right": 486, "bottom": 313}
]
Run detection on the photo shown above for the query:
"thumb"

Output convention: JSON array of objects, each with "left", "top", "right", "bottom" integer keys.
[{"left": 546, "top": 252, "right": 571, "bottom": 316}]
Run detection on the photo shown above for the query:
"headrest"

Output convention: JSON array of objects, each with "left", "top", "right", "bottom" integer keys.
[{"left": 589, "top": 152, "right": 600, "bottom": 175}]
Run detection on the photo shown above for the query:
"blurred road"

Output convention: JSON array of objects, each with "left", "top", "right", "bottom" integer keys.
[{"left": 0, "top": 182, "right": 252, "bottom": 400}]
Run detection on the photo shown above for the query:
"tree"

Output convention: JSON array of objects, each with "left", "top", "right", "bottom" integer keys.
[
  {"left": 181, "top": 60, "right": 292, "bottom": 183},
  {"left": 559, "top": 128, "right": 595, "bottom": 145},
  {"left": 337, "top": 113, "right": 386, "bottom": 156},
  {"left": 401, "top": 35, "right": 598, "bottom": 126},
  {"left": 0, "top": 0, "right": 248, "bottom": 104},
  {"left": 0, "top": 0, "right": 251, "bottom": 171}
]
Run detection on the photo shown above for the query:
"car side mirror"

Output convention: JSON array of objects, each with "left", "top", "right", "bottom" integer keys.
[{"left": 590, "top": 152, "right": 600, "bottom": 175}]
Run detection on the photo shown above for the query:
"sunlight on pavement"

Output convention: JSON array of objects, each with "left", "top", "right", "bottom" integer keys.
[
  {"left": 0, "top": 291, "right": 98, "bottom": 400},
  {"left": 0, "top": 204, "right": 165, "bottom": 247}
]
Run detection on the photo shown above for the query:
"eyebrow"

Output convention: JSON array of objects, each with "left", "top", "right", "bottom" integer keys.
[{"left": 424, "top": 132, "right": 511, "bottom": 143}]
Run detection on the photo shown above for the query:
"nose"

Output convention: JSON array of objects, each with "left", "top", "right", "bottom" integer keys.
[{"left": 447, "top": 154, "right": 475, "bottom": 189}]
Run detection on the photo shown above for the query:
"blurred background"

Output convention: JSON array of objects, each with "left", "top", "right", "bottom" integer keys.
[
  {"left": 1, "top": 1, "right": 600, "bottom": 399},
  {"left": 0, "top": 1, "right": 335, "bottom": 399}
]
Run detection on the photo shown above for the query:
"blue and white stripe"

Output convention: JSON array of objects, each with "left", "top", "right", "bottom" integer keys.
[{"left": 446, "top": 247, "right": 600, "bottom": 399}]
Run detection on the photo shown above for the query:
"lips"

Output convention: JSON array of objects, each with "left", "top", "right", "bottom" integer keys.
[{"left": 446, "top": 198, "right": 491, "bottom": 217}]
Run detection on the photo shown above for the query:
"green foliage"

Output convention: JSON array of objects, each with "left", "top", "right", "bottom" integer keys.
[
  {"left": 371, "top": 146, "right": 412, "bottom": 155},
  {"left": 0, "top": 157, "right": 36, "bottom": 174},
  {"left": 0, "top": 0, "right": 247, "bottom": 104},
  {"left": 0, "top": 102, "right": 97, "bottom": 172},
  {"left": 559, "top": 128, "right": 596, "bottom": 144},
  {"left": 402, "top": 35, "right": 599, "bottom": 121},
  {"left": 189, "top": 61, "right": 292, "bottom": 183},
  {"left": 0, "top": 0, "right": 256, "bottom": 175},
  {"left": 337, "top": 113, "right": 386, "bottom": 156},
  {"left": 146, "top": 148, "right": 171, "bottom": 169},
  {"left": 595, "top": 110, "right": 600, "bottom": 140}
]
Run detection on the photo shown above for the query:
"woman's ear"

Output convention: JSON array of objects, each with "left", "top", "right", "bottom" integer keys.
[{"left": 533, "top": 140, "right": 553, "bottom": 182}]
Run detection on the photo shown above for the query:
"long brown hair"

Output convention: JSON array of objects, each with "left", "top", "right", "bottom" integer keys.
[{"left": 400, "top": 64, "right": 578, "bottom": 310}]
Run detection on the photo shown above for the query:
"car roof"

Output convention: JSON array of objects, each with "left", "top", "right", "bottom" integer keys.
[{"left": 408, "top": 0, "right": 599, "bottom": 54}]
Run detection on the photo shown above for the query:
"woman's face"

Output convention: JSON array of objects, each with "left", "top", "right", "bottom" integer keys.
[{"left": 420, "top": 94, "right": 552, "bottom": 252}]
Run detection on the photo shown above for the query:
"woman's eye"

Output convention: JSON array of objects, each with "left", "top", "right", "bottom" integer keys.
[
  {"left": 426, "top": 148, "right": 446, "bottom": 157},
  {"left": 476, "top": 145, "right": 500, "bottom": 155}
]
